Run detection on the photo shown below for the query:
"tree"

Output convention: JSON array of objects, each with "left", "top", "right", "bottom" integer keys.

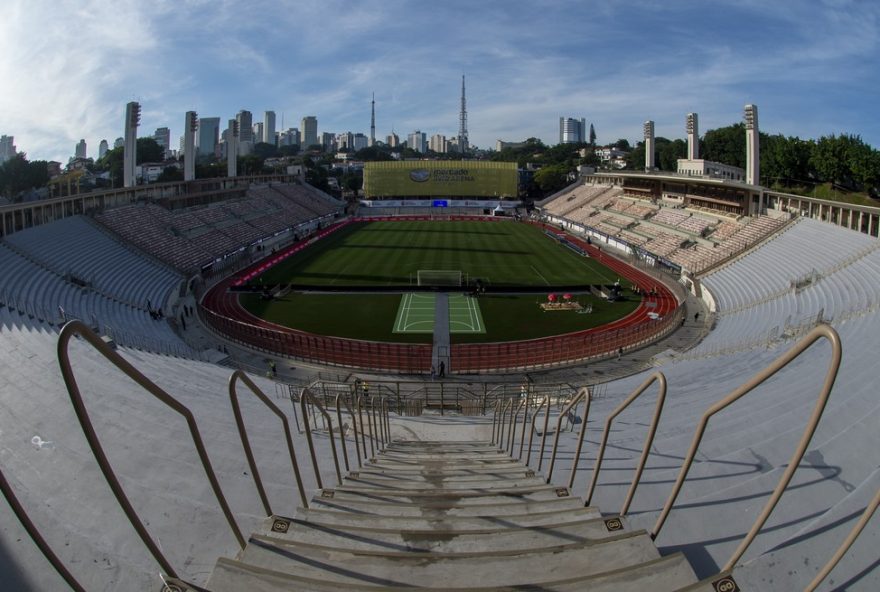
[
  {"left": 157, "top": 167, "right": 184, "bottom": 183},
  {"left": 533, "top": 164, "right": 571, "bottom": 194},
  {"left": 658, "top": 138, "right": 686, "bottom": 171},
  {"left": 253, "top": 142, "right": 279, "bottom": 159},
  {"left": 0, "top": 153, "right": 50, "bottom": 198},
  {"left": 613, "top": 138, "right": 630, "bottom": 151},
  {"left": 702, "top": 124, "right": 746, "bottom": 169}
]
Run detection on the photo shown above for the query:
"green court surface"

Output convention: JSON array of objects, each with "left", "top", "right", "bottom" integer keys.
[
  {"left": 393, "top": 293, "right": 436, "bottom": 333},
  {"left": 393, "top": 293, "right": 486, "bottom": 334},
  {"left": 448, "top": 294, "right": 485, "bottom": 334}
]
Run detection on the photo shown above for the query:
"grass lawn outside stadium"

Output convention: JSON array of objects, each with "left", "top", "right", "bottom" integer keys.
[{"left": 239, "top": 219, "right": 641, "bottom": 343}]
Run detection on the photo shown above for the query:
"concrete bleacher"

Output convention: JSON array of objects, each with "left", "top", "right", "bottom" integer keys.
[
  {"left": 95, "top": 183, "right": 340, "bottom": 274},
  {"left": 4, "top": 215, "right": 182, "bottom": 310}
]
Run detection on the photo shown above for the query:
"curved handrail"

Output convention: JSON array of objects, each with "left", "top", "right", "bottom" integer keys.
[
  {"left": 229, "top": 370, "right": 309, "bottom": 514},
  {"left": 526, "top": 396, "right": 550, "bottom": 466},
  {"left": 650, "top": 324, "right": 842, "bottom": 576},
  {"left": 585, "top": 372, "right": 666, "bottom": 515},
  {"left": 0, "top": 467, "right": 86, "bottom": 591},
  {"left": 334, "top": 394, "right": 351, "bottom": 472},
  {"left": 518, "top": 393, "right": 531, "bottom": 460},
  {"left": 545, "top": 388, "right": 587, "bottom": 483},
  {"left": 336, "top": 394, "right": 362, "bottom": 469},
  {"left": 805, "top": 486, "right": 880, "bottom": 592},
  {"left": 568, "top": 387, "right": 592, "bottom": 490},
  {"left": 299, "top": 388, "right": 343, "bottom": 488},
  {"left": 356, "top": 395, "right": 369, "bottom": 460},
  {"left": 536, "top": 395, "right": 553, "bottom": 471},
  {"left": 56, "top": 320, "right": 246, "bottom": 583},
  {"left": 507, "top": 397, "right": 527, "bottom": 455},
  {"left": 491, "top": 400, "right": 502, "bottom": 444}
]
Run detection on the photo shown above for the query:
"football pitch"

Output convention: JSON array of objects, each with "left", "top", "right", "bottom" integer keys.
[
  {"left": 252, "top": 220, "right": 619, "bottom": 287},
  {"left": 240, "top": 219, "right": 640, "bottom": 343}
]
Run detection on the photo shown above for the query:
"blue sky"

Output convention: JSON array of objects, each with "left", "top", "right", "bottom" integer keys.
[{"left": 1, "top": 0, "right": 878, "bottom": 162}]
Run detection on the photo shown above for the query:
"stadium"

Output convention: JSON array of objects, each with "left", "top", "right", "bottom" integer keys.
[{"left": 0, "top": 139, "right": 878, "bottom": 592}]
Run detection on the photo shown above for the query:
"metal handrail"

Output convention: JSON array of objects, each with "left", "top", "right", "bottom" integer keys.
[
  {"left": 526, "top": 396, "right": 550, "bottom": 466},
  {"left": 336, "top": 394, "right": 362, "bottom": 469},
  {"left": 229, "top": 370, "right": 309, "bottom": 514},
  {"left": 56, "top": 320, "right": 246, "bottom": 584},
  {"left": 365, "top": 396, "right": 377, "bottom": 457},
  {"left": 507, "top": 398, "right": 527, "bottom": 455},
  {"left": 382, "top": 398, "right": 392, "bottom": 445},
  {"left": 372, "top": 398, "right": 385, "bottom": 451},
  {"left": 650, "top": 324, "right": 842, "bottom": 576},
  {"left": 299, "top": 388, "right": 342, "bottom": 488},
  {"left": 805, "top": 486, "right": 880, "bottom": 592},
  {"left": 518, "top": 393, "right": 531, "bottom": 460},
  {"left": 585, "top": 372, "right": 667, "bottom": 515},
  {"left": 545, "top": 388, "right": 587, "bottom": 483},
  {"left": 498, "top": 399, "right": 513, "bottom": 450},
  {"left": 568, "top": 387, "right": 592, "bottom": 490},
  {"left": 356, "top": 395, "right": 370, "bottom": 459},
  {"left": 491, "top": 400, "right": 502, "bottom": 444},
  {"left": 334, "top": 394, "right": 351, "bottom": 472},
  {"left": 0, "top": 466, "right": 86, "bottom": 591},
  {"left": 536, "top": 395, "right": 553, "bottom": 471}
]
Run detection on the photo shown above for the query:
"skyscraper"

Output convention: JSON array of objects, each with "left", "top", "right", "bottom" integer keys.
[
  {"left": 264, "top": 111, "right": 276, "bottom": 145},
  {"left": 98, "top": 139, "right": 109, "bottom": 159},
  {"left": 430, "top": 134, "right": 447, "bottom": 153},
  {"left": 227, "top": 119, "right": 239, "bottom": 178},
  {"left": 75, "top": 139, "right": 87, "bottom": 159},
  {"left": 197, "top": 117, "right": 221, "bottom": 160},
  {"left": 301, "top": 116, "right": 318, "bottom": 150},
  {"left": 236, "top": 110, "right": 253, "bottom": 155},
  {"left": 408, "top": 131, "right": 427, "bottom": 153},
  {"left": 253, "top": 122, "right": 264, "bottom": 146},
  {"left": 559, "top": 117, "right": 586, "bottom": 144},
  {"left": 153, "top": 127, "right": 171, "bottom": 158},
  {"left": 114, "top": 137, "right": 125, "bottom": 149},
  {"left": 0, "top": 135, "right": 16, "bottom": 163}
]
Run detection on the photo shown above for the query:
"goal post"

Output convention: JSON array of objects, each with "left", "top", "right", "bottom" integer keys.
[{"left": 416, "top": 270, "right": 463, "bottom": 287}]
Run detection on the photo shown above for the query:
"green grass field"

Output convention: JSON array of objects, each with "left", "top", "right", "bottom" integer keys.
[
  {"left": 240, "top": 220, "right": 641, "bottom": 343},
  {"left": 252, "top": 220, "right": 620, "bottom": 287}
]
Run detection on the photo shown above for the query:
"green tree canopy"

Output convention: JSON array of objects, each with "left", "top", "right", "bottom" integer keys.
[{"left": 0, "top": 153, "right": 50, "bottom": 198}]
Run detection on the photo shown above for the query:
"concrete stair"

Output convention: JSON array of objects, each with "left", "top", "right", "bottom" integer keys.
[{"left": 197, "top": 440, "right": 701, "bottom": 591}]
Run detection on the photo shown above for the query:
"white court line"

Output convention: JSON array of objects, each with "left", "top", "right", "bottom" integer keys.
[{"left": 530, "top": 264, "right": 551, "bottom": 286}]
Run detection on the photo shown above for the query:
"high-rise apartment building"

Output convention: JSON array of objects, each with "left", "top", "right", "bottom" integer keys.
[
  {"left": 386, "top": 132, "right": 399, "bottom": 148},
  {"left": 264, "top": 111, "right": 276, "bottom": 146},
  {"left": 430, "top": 134, "right": 447, "bottom": 153},
  {"left": 559, "top": 117, "right": 586, "bottom": 144},
  {"left": 236, "top": 110, "right": 253, "bottom": 155},
  {"left": 98, "top": 139, "right": 109, "bottom": 159},
  {"left": 279, "top": 128, "right": 300, "bottom": 147},
  {"left": 352, "top": 133, "right": 368, "bottom": 152},
  {"left": 197, "top": 117, "right": 221, "bottom": 160},
  {"left": 75, "top": 139, "right": 87, "bottom": 159},
  {"left": 408, "top": 131, "right": 427, "bottom": 153},
  {"left": 0, "top": 135, "right": 16, "bottom": 162},
  {"left": 301, "top": 116, "right": 318, "bottom": 149},
  {"left": 153, "top": 127, "right": 171, "bottom": 158},
  {"left": 253, "top": 122, "right": 264, "bottom": 146},
  {"left": 321, "top": 132, "right": 335, "bottom": 153},
  {"left": 114, "top": 137, "right": 124, "bottom": 149}
]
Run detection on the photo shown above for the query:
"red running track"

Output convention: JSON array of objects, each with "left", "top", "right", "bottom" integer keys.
[{"left": 199, "top": 217, "right": 682, "bottom": 374}]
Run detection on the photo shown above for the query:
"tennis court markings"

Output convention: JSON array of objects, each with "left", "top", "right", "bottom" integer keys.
[{"left": 393, "top": 293, "right": 485, "bottom": 334}]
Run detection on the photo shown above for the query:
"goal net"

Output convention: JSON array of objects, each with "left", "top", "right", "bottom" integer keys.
[{"left": 416, "top": 270, "right": 463, "bottom": 287}]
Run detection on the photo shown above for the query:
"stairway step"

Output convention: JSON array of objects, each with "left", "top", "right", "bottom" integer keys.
[
  {"left": 367, "top": 459, "right": 521, "bottom": 470},
  {"left": 378, "top": 451, "right": 513, "bottom": 461},
  {"left": 325, "top": 484, "right": 570, "bottom": 504},
  {"left": 257, "top": 514, "right": 628, "bottom": 553},
  {"left": 352, "top": 467, "right": 536, "bottom": 481},
  {"left": 207, "top": 552, "right": 696, "bottom": 591},
  {"left": 306, "top": 495, "right": 586, "bottom": 516},
  {"left": 341, "top": 476, "right": 546, "bottom": 490},
  {"left": 292, "top": 506, "right": 602, "bottom": 529},
  {"left": 233, "top": 530, "right": 663, "bottom": 587}
]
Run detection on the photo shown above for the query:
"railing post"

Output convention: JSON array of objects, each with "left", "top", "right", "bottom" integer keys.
[
  {"left": 545, "top": 389, "right": 586, "bottom": 483},
  {"left": 568, "top": 389, "right": 592, "bottom": 491},
  {"left": 649, "top": 325, "right": 842, "bottom": 581},
  {"left": 584, "top": 373, "right": 665, "bottom": 515}
]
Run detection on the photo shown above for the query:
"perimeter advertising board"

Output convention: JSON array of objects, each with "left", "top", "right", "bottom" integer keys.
[{"left": 363, "top": 161, "right": 518, "bottom": 198}]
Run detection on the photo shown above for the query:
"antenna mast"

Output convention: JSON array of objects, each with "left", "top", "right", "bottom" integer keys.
[{"left": 458, "top": 75, "right": 469, "bottom": 155}]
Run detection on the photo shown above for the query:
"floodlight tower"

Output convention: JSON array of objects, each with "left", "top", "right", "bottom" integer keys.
[
  {"left": 744, "top": 104, "right": 759, "bottom": 185},
  {"left": 369, "top": 92, "right": 376, "bottom": 147},
  {"left": 643, "top": 120, "right": 655, "bottom": 171},
  {"left": 184, "top": 111, "right": 198, "bottom": 181},
  {"left": 458, "top": 75, "right": 469, "bottom": 155},
  {"left": 123, "top": 101, "right": 140, "bottom": 188},
  {"left": 686, "top": 113, "right": 699, "bottom": 160},
  {"left": 227, "top": 119, "right": 239, "bottom": 178}
]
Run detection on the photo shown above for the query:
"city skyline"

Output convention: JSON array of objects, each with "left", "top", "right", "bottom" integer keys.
[{"left": 1, "top": 0, "right": 878, "bottom": 163}]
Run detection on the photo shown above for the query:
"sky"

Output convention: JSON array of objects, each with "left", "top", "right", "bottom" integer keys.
[{"left": 1, "top": 0, "right": 878, "bottom": 163}]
